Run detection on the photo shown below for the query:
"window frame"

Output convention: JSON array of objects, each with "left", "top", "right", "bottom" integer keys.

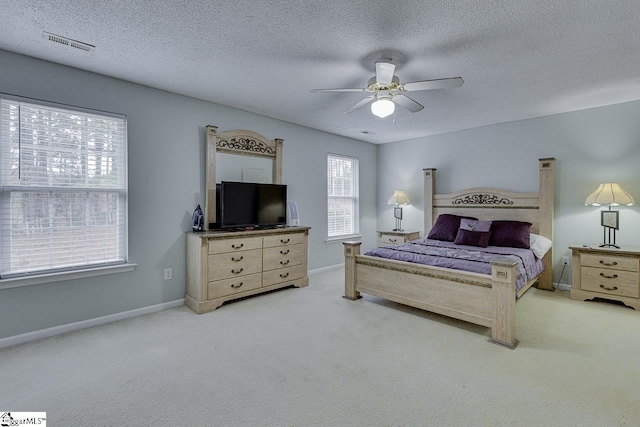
[
  {"left": 0, "top": 94, "right": 134, "bottom": 286},
  {"left": 326, "top": 153, "right": 360, "bottom": 241}
]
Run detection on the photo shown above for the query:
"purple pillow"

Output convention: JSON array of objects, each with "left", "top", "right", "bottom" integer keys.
[
  {"left": 427, "top": 214, "right": 477, "bottom": 242},
  {"left": 454, "top": 229, "right": 492, "bottom": 247},
  {"left": 489, "top": 220, "right": 532, "bottom": 248},
  {"left": 459, "top": 219, "right": 492, "bottom": 232}
]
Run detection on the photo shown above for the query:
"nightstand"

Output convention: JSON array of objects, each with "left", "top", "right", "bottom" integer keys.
[
  {"left": 377, "top": 230, "right": 420, "bottom": 247},
  {"left": 570, "top": 245, "right": 640, "bottom": 310}
]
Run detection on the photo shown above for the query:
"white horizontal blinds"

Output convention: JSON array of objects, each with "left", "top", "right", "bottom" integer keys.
[
  {"left": 0, "top": 96, "right": 127, "bottom": 277},
  {"left": 327, "top": 154, "right": 359, "bottom": 237}
]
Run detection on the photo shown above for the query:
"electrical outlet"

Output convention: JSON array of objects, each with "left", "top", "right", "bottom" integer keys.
[
  {"left": 561, "top": 257, "right": 570, "bottom": 266},
  {"left": 163, "top": 268, "right": 173, "bottom": 280}
]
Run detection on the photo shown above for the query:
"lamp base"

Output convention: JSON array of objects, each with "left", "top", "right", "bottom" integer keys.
[
  {"left": 599, "top": 243, "right": 620, "bottom": 249},
  {"left": 601, "top": 225, "right": 619, "bottom": 249},
  {"left": 392, "top": 228, "right": 404, "bottom": 232}
]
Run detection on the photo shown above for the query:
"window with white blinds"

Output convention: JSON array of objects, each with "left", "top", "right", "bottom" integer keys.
[
  {"left": 327, "top": 154, "right": 359, "bottom": 238},
  {"left": 0, "top": 95, "right": 127, "bottom": 278}
]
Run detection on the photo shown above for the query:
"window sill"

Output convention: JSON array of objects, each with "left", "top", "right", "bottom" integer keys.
[
  {"left": 325, "top": 234, "right": 362, "bottom": 244},
  {"left": 0, "top": 263, "right": 138, "bottom": 290}
]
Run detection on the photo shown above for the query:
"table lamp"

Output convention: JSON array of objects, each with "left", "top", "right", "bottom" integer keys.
[
  {"left": 388, "top": 190, "right": 411, "bottom": 231},
  {"left": 585, "top": 182, "right": 635, "bottom": 248}
]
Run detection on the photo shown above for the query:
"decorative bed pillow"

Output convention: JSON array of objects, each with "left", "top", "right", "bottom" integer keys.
[
  {"left": 427, "top": 214, "right": 477, "bottom": 242},
  {"left": 454, "top": 229, "right": 492, "bottom": 247},
  {"left": 530, "top": 233, "right": 552, "bottom": 259},
  {"left": 489, "top": 220, "right": 532, "bottom": 249},
  {"left": 459, "top": 218, "right": 492, "bottom": 232}
]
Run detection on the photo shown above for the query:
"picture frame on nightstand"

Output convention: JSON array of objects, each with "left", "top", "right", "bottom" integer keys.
[{"left": 601, "top": 210, "right": 619, "bottom": 230}]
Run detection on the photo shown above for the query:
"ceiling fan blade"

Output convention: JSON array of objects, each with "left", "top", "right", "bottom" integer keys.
[
  {"left": 393, "top": 94, "right": 424, "bottom": 113},
  {"left": 311, "top": 88, "right": 367, "bottom": 93},
  {"left": 402, "top": 77, "right": 464, "bottom": 92},
  {"left": 375, "top": 61, "right": 395, "bottom": 85},
  {"left": 344, "top": 96, "right": 375, "bottom": 114}
]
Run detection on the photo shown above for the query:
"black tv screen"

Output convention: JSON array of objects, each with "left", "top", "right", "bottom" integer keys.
[
  {"left": 219, "top": 181, "right": 287, "bottom": 229},
  {"left": 220, "top": 181, "right": 258, "bottom": 228},
  {"left": 258, "top": 183, "right": 287, "bottom": 227}
]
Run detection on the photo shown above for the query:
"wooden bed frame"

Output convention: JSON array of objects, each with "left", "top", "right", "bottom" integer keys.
[{"left": 344, "top": 158, "right": 555, "bottom": 349}]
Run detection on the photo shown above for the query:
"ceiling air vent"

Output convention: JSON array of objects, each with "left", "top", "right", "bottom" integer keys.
[{"left": 43, "top": 31, "right": 95, "bottom": 53}]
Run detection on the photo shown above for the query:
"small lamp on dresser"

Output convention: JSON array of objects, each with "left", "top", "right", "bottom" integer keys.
[
  {"left": 585, "top": 182, "right": 635, "bottom": 248},
  {"left": 387, "top": 190, "right": 411, "bottom": 231}
]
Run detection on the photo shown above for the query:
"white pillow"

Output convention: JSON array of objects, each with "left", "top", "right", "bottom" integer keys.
[{"left": 530, "top": 233, "right": 552, "bottom": 259}]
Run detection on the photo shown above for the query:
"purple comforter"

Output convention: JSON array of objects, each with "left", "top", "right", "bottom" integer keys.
[{"left": 365, "top": 238, "right": 545, "bottom": 296}]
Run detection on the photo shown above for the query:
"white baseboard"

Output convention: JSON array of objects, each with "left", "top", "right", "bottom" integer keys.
[
  {"left": 308, "top": 264, "right": 343, "bottom": 276},
  {"left": 554, "top": 282, "right": 572, "bottom": 291},
  {"left": 0, "top": 299, "right": 185, "bottom": 349}
]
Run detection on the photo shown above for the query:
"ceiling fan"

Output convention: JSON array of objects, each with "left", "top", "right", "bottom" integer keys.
[{"left": 312, "top": 60, "right": 464, "bottom": 118}]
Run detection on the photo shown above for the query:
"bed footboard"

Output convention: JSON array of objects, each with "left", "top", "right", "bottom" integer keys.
[{"left": 344, "top": 241, "right": 519, "bottom": 349}]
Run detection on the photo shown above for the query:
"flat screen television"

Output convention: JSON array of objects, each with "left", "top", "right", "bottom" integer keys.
[
  {"left": 257, "top": 183, "right": 287, "bottom": 227},
  {"left": 219, "top": 181, "right": 287, "bottom": 230}
]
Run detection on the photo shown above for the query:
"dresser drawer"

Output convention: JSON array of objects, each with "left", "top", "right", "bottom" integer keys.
[
  {"left": 208, "top": 237, "right": 262, "bottom": 255},
  {"left": 380, "top": 234, "right": 404, "bottom": 245},
  {"left": 581, "top": 266, "right": 640, "bottom": 298},
  {"left": 208, "top": 249, "right": 262, "bottom": 281},
  {"left": 208, "top": 273, "right": 262, "bottom": 299},
  {"left": 263, "top": 244, "right": 305, "bottom": 271},
  {"left": 262, "top": 264, "right": 305, "bottom": 287},
  {"left": 581, "top": 253, "right": 639, "bottom": 272},
  {"left": 263, "top": 232, "right": 305, "bottom": 248}
]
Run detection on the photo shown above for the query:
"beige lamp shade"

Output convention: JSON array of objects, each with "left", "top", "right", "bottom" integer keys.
[
  {"left": 585, "top": 183, "right": 635, "bottom": 206},
  {"left": 388, "top": 190, "right": 411, "bottom": 206}
]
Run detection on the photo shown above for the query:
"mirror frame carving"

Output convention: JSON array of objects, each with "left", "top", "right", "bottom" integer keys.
[{"left": 205, "top": 125, "right": 283, "bottom": 229}]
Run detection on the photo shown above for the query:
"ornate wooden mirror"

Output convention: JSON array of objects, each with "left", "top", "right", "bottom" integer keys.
[{"left": 205, "top": 125, "right": 283, "bottom": 229}]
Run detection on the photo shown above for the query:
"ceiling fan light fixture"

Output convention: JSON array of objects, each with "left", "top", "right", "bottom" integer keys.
[{"left": 371, "top": 98, "right": 395, "bottom": 118}]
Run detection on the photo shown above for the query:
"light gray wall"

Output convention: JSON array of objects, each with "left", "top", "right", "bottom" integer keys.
[
  {"left": 0, "top": 49, "right": 377, "bottom": 338},
  {"left": 378, "top": 101, "right": 640, "bottom": 286}
]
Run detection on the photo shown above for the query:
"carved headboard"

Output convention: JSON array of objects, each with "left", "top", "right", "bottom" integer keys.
[{"left": 205, "top": 126, "right": 283, "bottom": 229}]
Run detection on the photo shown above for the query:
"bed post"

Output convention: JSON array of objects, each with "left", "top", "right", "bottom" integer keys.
[
  {"left": 537, "top": 158, "right": 555, "bottom": 291},
  {"left": 490, "top": 259, "right": 518, "bottom": 349},
  {"left": 343, "top": 241, "right": 361, "bottom": 300},
  {"left": 423, "top": 168, "right": 436, "bottom": 236}
]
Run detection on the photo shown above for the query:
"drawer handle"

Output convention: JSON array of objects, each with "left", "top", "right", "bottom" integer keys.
[
  {"left": 231, "top": 268, "right": 244, "bottom": 274},
  {"left": 280, "top": 260, "right": 290, "bottom": 266},
  {"left": 280, "top": 249, "right": 290, "bottom": 255},
  {"left": 599, "top": 284, "right": 618, "bottom": 291},
  {"left": 231, "top": 282, "right": 244, "bottom": 289},
  {"left": 599, "top": 272, "right": 618, "bottom": 279},
  {"left": 599, "top": 260, "right": 618, "bottom": 266},
  {"left": 232, "top": 243, "right": 244, "bottom": 249},
  {"left": 389, "top": 238, "right": 397, "bottom": 242},
  {"left": 231, "top": 256, "right": 244, "bottom": 262},
  {"left": 281, "top": 238, "right": 290, "bottom": 244},
  {"left": 280, "top": 272, "right": 289, "bottom": 278}
]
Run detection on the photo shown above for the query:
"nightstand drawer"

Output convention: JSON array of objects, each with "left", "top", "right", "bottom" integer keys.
[
  {"left": 581, "top": 253, "right": 639, "bottom": 272},
  {"left": 377, "top": 231, "right": 419, "bottom": 247},
  {"left": 581, "top": 266, "right": 640, "bottom": 298},
  {"left": 380, "top": 234, "right": 404, "bottom": 245}
]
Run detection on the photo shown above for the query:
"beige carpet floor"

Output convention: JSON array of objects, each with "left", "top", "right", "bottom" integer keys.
[{"left": 1, "top": 268, "right": 639, "bottom": 426}]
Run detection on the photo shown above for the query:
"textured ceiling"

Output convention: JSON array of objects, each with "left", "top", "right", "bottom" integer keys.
[{"left": 2, "top": 1, "right": 640, "bottom": 144}]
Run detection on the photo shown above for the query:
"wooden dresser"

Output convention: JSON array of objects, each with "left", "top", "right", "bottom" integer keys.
[
  {"left": 570, "top": 245, "right": 640, "bottom": 310},
  {"left": 186, "top": 227, "right": 310, "bottom": 314}
]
